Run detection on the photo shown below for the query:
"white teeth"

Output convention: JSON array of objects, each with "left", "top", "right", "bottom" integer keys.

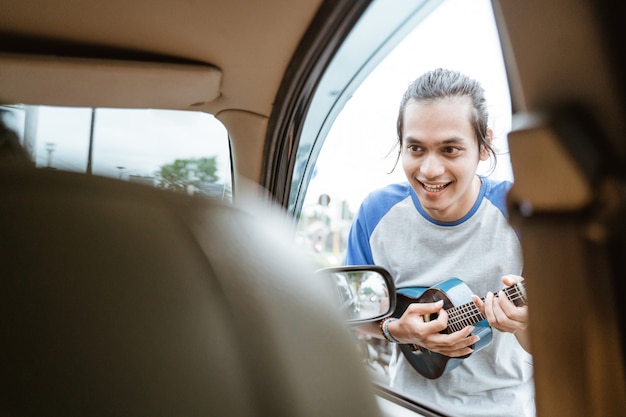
[{"left": 422, "top": 183, "right": 447, "bottom": 192}]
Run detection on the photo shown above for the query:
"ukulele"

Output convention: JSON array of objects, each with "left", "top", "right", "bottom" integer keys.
[{"left": 393, "top": 278, "right": 527, "bottom": 379}]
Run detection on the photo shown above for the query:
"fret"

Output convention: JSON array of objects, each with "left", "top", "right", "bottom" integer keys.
[
  {"left": 446, "top": 282, "right": 526, "bottom": 331},
  {"left": 448, "top": 302, "right": 485, "bottom": 331}
]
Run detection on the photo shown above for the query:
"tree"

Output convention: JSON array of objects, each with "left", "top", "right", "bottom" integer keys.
[{"left": 155, "top": 157, "right": 219, "bottom": 193}]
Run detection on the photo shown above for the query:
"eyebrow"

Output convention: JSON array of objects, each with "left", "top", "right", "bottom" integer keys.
[{"left": 404, "top": 137, "right": 467, "bottom": 145}]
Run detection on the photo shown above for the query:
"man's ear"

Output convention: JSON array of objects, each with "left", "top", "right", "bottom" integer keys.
[{"left": 479, "top": 128, "right": 493, "bottom": 161}]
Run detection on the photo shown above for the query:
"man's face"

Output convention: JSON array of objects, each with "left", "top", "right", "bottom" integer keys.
[{"left": 401, "top": 97, "right": 488, "bottom": 222}]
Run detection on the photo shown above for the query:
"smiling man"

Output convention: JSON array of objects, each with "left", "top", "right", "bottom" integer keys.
[
  {"left": 344, "top": 68, "right": 534, "bottom": 417},
  {"left": 401, "top": 96, "right": 488, "bottom": 223}
]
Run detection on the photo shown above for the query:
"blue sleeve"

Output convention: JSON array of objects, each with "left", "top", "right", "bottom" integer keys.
[
  {"left": 484, "top": 178, "right": 513, "bottom": 219},
  {"left": 344, "top": 204, "right": 375, "bottom": 266},
  {"left": 343, "top": 183, "right": 411, "bottom": 266}
]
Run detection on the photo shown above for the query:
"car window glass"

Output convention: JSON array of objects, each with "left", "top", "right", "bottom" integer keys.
[
  {"left": 296, "top": 0, "right": 511, "bottom": 268},
  {"left": 2, "top": 105, "right": 232, "bottom": 200}
]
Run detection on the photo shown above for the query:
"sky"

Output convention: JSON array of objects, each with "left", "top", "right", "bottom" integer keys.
[{"left": 305, "top": 0, "right": 513, "bottom": 212}]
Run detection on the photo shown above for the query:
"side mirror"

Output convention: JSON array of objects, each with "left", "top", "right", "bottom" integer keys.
[{"left": 316, "top": 265, "right": 396, "bottom": 324}]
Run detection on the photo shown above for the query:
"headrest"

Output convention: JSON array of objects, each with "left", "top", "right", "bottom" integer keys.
[{"left": 0, "top": 168, "right": 381, "bottom": 417}]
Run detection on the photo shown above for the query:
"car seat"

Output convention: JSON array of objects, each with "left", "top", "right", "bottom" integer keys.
[{"left": 0, "top": 166, "right": 382, "bottom": 417}]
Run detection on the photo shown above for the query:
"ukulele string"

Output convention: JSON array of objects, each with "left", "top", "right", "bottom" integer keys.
[
  {"left": 446, "top": 284, "right": 527, "bottom": 329},
  {"left": 447, "top": 305, "right": 485, "bottom": 331}
]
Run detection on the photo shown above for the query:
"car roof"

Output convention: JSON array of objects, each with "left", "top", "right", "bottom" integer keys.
[{"left": 0, "top": 0, "right": 323, "bottom": 118}]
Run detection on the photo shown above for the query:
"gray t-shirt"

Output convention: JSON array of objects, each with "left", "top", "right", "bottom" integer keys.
[{"left": 345, "top": 177, "right": 534, "bottom": 417}]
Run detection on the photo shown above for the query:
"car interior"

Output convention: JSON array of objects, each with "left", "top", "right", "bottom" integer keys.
[{"left": 2, "top": 0, "right": 626, "bottom": 416}]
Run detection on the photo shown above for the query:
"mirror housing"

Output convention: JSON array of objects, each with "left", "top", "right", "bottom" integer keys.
[{"left": 316, "top": 265, "right": 396, "bottom": 324}]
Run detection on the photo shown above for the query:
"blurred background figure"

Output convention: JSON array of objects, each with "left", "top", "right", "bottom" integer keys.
[{"left": 0, "top": 110, "right": 33, "bottom": 167}]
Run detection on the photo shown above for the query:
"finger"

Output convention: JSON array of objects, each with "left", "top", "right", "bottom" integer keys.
[
  {"left": 428, "top": 325, "right": 475, "bottom": 345},
  {"left": 426, "top": 327, "right": 479, "bottom": 356},
  {"left": 437, "top": 345, "right": 474, "bottom": 357},
  {"left": 448, "top": 325, "right": 476, "bottom": 341},
  {"left": 483, "top": 291, "right": 496, "bottom": 323},
  {"left": 404, "top": 300, "right": 447, "bottom": 330},
  {"left": 471, "top": 295, "right": 485, "bottom": 315},
  {"left": 502, "top": 274, "right": 523, "bottom": 286},
  {"left": 491, "top": 291, "right": 528, "bottom": 332},
  {"left": 436, "top": 307, "right": 448, "bottom": 324},
  {"left": 405, "top": 299, "right": 444, "bottom": 315},
  {"left": 401, "top": 301, "right": 447, "bottom": 334},
  {"left": 420, "top": 311, "right": 448, "bottom": 333},
  {"left": 497, "top": 291, "right": 519, "bottom": 315},
  {"left": 496, "top": 294, "right": 529, "bottom": 328},
  {"left": 491, "top": 291, "right": 509, "bottom": 323}
]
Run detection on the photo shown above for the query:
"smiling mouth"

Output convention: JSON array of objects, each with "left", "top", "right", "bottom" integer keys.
[{"left": 420, "top": 181, "right": 450, "bottom": 193}]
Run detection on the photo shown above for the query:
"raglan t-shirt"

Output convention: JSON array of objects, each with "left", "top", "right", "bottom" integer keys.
[{"left": 344, "top": 177, "right": 535, "bottom": 417}]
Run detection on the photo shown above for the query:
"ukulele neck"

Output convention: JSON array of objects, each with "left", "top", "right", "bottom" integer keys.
[{"left": 446, "top": 282, "right": 527, "bottom": 332}]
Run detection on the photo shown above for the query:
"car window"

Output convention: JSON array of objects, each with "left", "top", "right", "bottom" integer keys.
[
  {"left": 294, "top": 0, "right": 517, "bottom": 407},
  {"left": 1, "top": 105, "right": 232, "bottom": 200},
  {"left": 296, "top": 0, "right": 511, "bottom": 268}
]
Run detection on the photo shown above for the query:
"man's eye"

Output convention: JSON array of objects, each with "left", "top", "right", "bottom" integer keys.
[
  {"left": 444, "top": 146, "right": 459, "bottom": 154},
  {"left": 407, "top": 145, "right": 421, "bottom": 152}
]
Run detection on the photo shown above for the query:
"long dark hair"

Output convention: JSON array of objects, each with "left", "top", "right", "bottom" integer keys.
[{"left": 393, "top": 68, "right": 496, "bottom": 170}]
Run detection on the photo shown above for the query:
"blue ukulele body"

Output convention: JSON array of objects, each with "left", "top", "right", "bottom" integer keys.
[{"left": 394, "top": 278, "right": 495, "bottom": 379}]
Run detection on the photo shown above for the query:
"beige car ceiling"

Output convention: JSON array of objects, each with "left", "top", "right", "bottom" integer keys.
[
  {"left": 0, "top": 0, "right": 324, "bottom": 183},
  {"left": 0, "top": 0, "right": 323, "bottom": 118}
]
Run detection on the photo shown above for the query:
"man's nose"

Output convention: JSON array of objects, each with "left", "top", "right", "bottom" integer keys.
[{"left": 420, "top": 154, "right": 445, "bottom": 178}]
